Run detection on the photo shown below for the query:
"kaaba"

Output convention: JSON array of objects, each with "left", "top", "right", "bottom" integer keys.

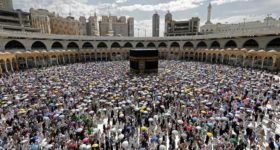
[{"left": 130, "top": 49, "right": 159, "bottom": 73}]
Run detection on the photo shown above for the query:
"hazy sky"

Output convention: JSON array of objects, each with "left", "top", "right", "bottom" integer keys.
[{"left": 14, "top": 0, "right": 280, "bottom": 37}]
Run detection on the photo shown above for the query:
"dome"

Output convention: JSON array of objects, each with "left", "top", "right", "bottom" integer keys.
[
  {"left": 248, "top": 49, "right": 256, "bottom": 53},
  {"left": 268, "top": 50, "right": 277, "bottom": 53}
]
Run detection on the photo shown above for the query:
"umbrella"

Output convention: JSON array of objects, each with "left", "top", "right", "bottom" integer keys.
[
  {"left": 151, "top": 135, "right": 158, "bottom": 142},
  {"left": 148, "top": 118, "right": 154, "bottom": 122},
  {"left": 119, "top": 113, "right": 124, "bottom": 118},
  {"left": 118, "top": 134, "right": 124, "bottom": 140},
  {"left": 181, "top": 133, "right": 187, "bottom": 138},
  {"left": 31, "top": 144, "right": 38, "bottom": 150},
  {"left": 196, "top": 126, "right": 202, "bottom": 130},
  {"left": 207, "top": 132, "right": 213, "bottom": 137},
  {"left": 177, "top": 120, "right": 183, "bottom": 124},
  {"left": 201, "top": 110, "right": 207, "bottom": 114},
  {"left": 230, "top": 138, "right": 238, "bottom": 145},
  {"left": 207, "top": 123, "right": 213, "bottom": 127},
  {"left": 192, "top": 117, "right": 198, "bottom": 122},
  {"left": 20, "top": 139, "right": 29, "bottom": 144},
  {"left": 111, "top": 128, "right": 116, "bottom": 132},
  {"left": 122, "top": 141, "right": 129, "bottom": 148},
  {"left": 76, "top": 128, "right": 83, "bottom": 132},
  {"left": 92, "top": 144, "right": 99, "bottom": 148},
  {"left": 221, "top": 117, "right": 229, "bottom": 121},
  {"left": 69, "top": 143, "right": 77, "bottom": 149},
  {"left": 192, "top": 113, "right": 198, "bottom": 117},
  {"left": 153, "top": 115, "right": 158, "bottom": 119},
  {"left": 248, "top": 123, "right": 253, "bottom": 128},
  {"left": 172, "top": 130, "right": 178, "bottom": 135},
  {"left": 82, "top": 137, "right": 89, "bottom": 143},
  {"left": 141, "top": 126, "right": 148, "bottom": 132},
  {"left": 159, "top": 145, "right": 167, "bottom": 150},
  {"left": 80, "top": 144, "right": 86, "bottom": 149}
]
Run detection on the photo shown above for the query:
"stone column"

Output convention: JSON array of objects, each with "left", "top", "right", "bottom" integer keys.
[
  {"left": 62, "top": 56, "right": 65, "bottom": 64},
  {"left": 0, "top": 65, "right": 2, "bottom": 75},
  {"left": 95, "top": 52, "right": 97, "bottom": 61},
  {"left": 56, "top": 57, "right": 59, "bottom": 65},
  {"left": 242, "top": 56, "right": 245, "bottom": 67},
  {"left": 4, "top": 61, "right": 8, "bottom": 73},
  {"left": 42, "top": 57, "right": 46, "bottom": 67},
  {"left": 251, "top": 57, "right": 255, "bottom": 68},
  {"left": 15, "top": 61, "right": 19, "bottom": 71},
  {"left": 261, "top": 57, "right": 264, "bottom": 69},
  {"left": 235, "top": 56, "right": 238, "bottom": 66},
  {"left": 272, "top": 56, "right": 277, "bottom": 70},
  {"left": 25, "top": 58, "right": 29, "bottom": 68},
  {"left": 10, "top": 62, "right": 14, "bottom": 72},
  {"left": 34, "top": 58, "right": 37, "bottom": 67}
]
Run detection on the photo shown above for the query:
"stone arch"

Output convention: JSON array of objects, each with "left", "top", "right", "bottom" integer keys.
[
  {"left": 97, "top": 42, "right": 108, "bottom": 48},
  {"left": 243, "top": 39, "right": 259, "bottom": 49},
  {"left": 263, "top": 57, "right": 273, "bottom": 67},
  {"left": 31, "top": 41, "right": 47, "bottom": 50},
  {"left": 111, "top": 42, "right": 121, "bottom": 48},
  {"left": 170, "top": 42, "right": 180, "bottom": 48},
  {"left": 123, "top": 42, "right": 133, "bottom": 48},
  {"left": 210, "top": 41, "right": 220, "bottom": 48},
  {"left": 51, "top": 42, "right": 63, "bottom": 50},
  {"left": 147, "top": 42, "right": 156, "bottom": 48},
  {"left": 67, "top": 42, "right": 79, "bottom": 50},
  {"left": 158, "top": 42, "right": 167, "bottom": 48},
  {"left": 183, "top": 42, "right": 194, "bottom": 49},
  {"left": 266, "top": 38, "right": 280, "bottom": 50},
  {"left": 136, "top": 42, "right": 144, "bottom": 48},
  {"left": 82, "top": 42, "right": 94, "bottom": 49},
  {"left": 225, "top": 40, "right": 237, "bottom": 48},
  {"left": 197, "top": 41, "right": 207, "bottom": 48},
  {"left": 5, "top": 40, "right": 25, "bottom": 50}
]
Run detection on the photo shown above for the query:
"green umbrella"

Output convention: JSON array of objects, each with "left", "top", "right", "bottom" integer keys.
[{"left": 230, "top": 138, "right": 238, "bottom": 145}]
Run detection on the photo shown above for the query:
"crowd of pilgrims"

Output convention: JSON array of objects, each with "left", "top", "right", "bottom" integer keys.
[{"left": 0, "top": 60, "right": 280, "bottom": 150}]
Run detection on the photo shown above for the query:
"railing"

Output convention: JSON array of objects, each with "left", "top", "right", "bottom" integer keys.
[{"left": 0, "top": 27, "right": 279, "bottom": 41}]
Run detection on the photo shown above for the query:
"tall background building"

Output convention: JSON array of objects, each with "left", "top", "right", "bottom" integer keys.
[
  {"left": 127, "top": 17, "right": 134, "bottom": 37},
  {"left": 79, "top": 16, "right": 87, "bottom": 35},
  {"left": 0, "top": 0, "right": 40, "bottom": 33},
  {"left": 30, "top": 8, "right": 54, "bottom": 34},
  {"left": 99, "top": 15, "right": 134, "bottom": 37},
  {"left": 30, "top": 8, "right": 82, "bottom": 35},
  {"left": 164, "top": 11, "right": 200, "bottom": 36},
  {"left": 87, "top": 13, "right": 99, "bottom": 36},
  {"left": 152, "top": 12, "right": 160, "bottom": 37},
  {"left": 50, "top": 16, "right": 81, "bottom": 35},
  {"left": 0, "top": 0, "right": 13, "bottom": 11}
]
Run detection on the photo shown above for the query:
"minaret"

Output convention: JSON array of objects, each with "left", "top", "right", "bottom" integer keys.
[
  {"left": 165, "top": 10, "right": 172, "bottom": 36},
  {"left": 152, "top": 11, "right": 160, "bottom": 37},
  {"left": 93, "top": 12, "right": 99, "bottom": 36},
  {"left": 205, "top": 1, "right": 212, "bottom": 25},
  {"left": 108, "top": 12, "right": 114, "bottom": 36}
]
